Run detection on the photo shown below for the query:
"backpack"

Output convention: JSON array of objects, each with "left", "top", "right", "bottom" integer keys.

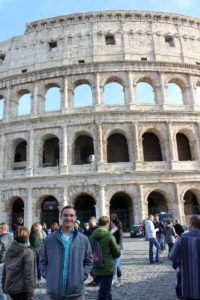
[{"left": 91, "top": 240, "right": 104, "bottom": 269}]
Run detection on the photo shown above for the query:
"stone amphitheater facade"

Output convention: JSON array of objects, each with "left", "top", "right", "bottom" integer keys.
[{"left": 0, "top": 10, "right": 200, "bottom": 229}]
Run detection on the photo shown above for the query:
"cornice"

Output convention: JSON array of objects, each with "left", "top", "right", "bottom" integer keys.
[
  {"left": 25, "top": 10, "right": 200, "bottom": 34},
  {"left": 0, "top": 61, "right": 200, "bottom": 88}
]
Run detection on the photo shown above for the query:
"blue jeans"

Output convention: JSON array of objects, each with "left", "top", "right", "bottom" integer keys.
[
  {"left": 149, "top": 238, "right": 161, "bottom": 263},
  {"left": 96, "top": 275, "right": 113, "bottom": 300},
  {"left": 0, "top": 263, "right": 7, "bottom": 300},
  {"left": 157, "top": 233, "right": 165, "bottom": 251},
  {"left": 113, "top": 250, "right": 122, "bottom": 281}
]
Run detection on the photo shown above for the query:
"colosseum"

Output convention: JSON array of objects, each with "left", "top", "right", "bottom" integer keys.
[{"left": 0, "top": 10, "right": 200, "bottom": 230}]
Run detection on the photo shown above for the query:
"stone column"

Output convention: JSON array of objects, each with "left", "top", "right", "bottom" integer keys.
[
  {"left": 167, "top": 122, "right": 176, "bottom": 167},
  {"left": 98, "top": 185, "right": 106, "bottom": 217},
  {"left": 135, "top": 184, "right": 147, "bottom": 223},
  {"left": 62, "top": 77, "right": 68, "bottom": 114},
  {"left": 127, "top": 71, "right": 136, "bottom": 106},
  {"left": 132, "top": 122, "right": 140, "bottom": 169},
  {"left": 26, "top": 130, "right": 34, "bottom": 176},
  {"left": 159, "top": 73, "right": 169, "bottom": 109},
  {"left": 32, "top": 84, "right": 38, "bottom": 116},
  {"left": 96, "top": 122, "right": 104, "bottom": 172},
  {"left": 187, "top": 75, "right": 197, "bottom": 110},
  {"left": 0, "top": 133, "right": 4, "bottom": 178},
  {"left": 95, "top": 73, "right": 102, "bottom": 108},
  {"left": 60, "top": 126, "right": 68, "bottom": 174},
  {"left": 24, "top": 189, "right": 32, "bottom": 230},
  {"left": 4, "top": 84, "right": 11, "bottom": 122},
  {"left": 174, "top": 184, "right": 185, "bottom": 224}
]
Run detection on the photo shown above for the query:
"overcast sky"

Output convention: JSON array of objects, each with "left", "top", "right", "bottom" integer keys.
[{"left": 0, "top": 0, "right": 200, "bottom": 41}]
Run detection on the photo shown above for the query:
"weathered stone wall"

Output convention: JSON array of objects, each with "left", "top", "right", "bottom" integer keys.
[{"left": 0, "top": 11, "right": 200, "bottom": 228}]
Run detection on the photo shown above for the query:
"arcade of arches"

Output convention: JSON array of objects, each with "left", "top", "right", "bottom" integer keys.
[{"left": 8, "top": 189, "right": 200, "bottom": 230}]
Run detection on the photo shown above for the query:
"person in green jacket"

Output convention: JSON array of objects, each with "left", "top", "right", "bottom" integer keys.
[
  {"left": 89, "top": 216, "right": 120, "bottom": 300},
  {"left": 29, "top": 223, "right": 43, "bottom": 286}
]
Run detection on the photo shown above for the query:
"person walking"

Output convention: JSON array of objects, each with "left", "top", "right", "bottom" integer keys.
[
  {"left": 89, "top": 216, "right": 120, "bottom": 300},
  {"left": 2, "top": 226, "right": 36, "bottom": 300},
  {"left": 39, "top": 205, "right": 93, "bottom": 300},
  {"left": 169, "top": 215, "right": 200, "bottom": 300},
  {"left": 174, "top": 219, "right": 184, "bottom": 237},
  {"left": 145, "top": 215, "right": 161, "bottom": 264},
  {"left": 110, "top": 218, "right": 123, "bottom": 287},
  {"left": 29, "top": 223, "right": 43, "bottom": 286},
  {"left": 0, "top": 223, "right": 12, "bottom": 300},
  {"left": 164, "top": 220, "right": 178, "bottom": 254},
  {"left": 154, "top": 215, "right": 165, "bottom": 252}
]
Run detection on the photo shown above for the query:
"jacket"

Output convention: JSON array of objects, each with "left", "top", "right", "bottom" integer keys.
[
  {"left": 89, "top": 227, "right": 120, "bottom": 276},
  {"left": 29, "top": 231, "right": 43, "bottom": 256},
  {"left": 145, "top": 220, "right": 158, "bottom": 239},
  {"left": 2, "top": 240, "right": 36, "bottom": 297},
  {"left": 169, "top": 229, "right": 200, "bottom": 299},
  {"left": 39, "top": 228, "right": 93, "bottom": 299},
  {"left": 164, "top": 225, "right": 176, "bottom": 244},
  {"left": 0, "top": 233, "right": 12, "bottom": 263}
]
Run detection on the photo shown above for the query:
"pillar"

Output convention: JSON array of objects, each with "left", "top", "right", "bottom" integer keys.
[
  {"left": 174, "top": 184, "right": 185, "bottom": 224},
  {"left": 27, "top": 130, "right": 34, "bottom": 176},
  {"left": 60, "top": 126, "right": 68, "bottom": 174},
  {"left": 24, "top": 189, "right": 32, "bottom": 230}
]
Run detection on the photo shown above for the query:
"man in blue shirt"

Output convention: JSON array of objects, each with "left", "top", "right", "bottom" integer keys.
[{"left": 40, "top": 205, "right": 93, "bottom": 300}]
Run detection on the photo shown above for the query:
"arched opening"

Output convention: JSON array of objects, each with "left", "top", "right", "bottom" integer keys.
[
  {"left": 18, "top": 93, "right": 31, "bottom": 116},
  {"left": 176, "top": 133, "right": 192, "bottom": 161},
  {"left": 45, "top": 87, "right": 61, "bottom": 112},
  {"left": 14, "top": 140, "right": 27, "bottom": 170},
  {"left": 136, "top": 82, "right": 154, "bottom": 104},
  {"left": 147, "top": 191, "right": 168, "bottom": 215},
  {"left": 74, "top": 84, "right": 92, "bottom": 107},
  {"left": 168, "top": 83, "right": 183, "bottom": 105},
  {"left": 0, "top": 96, "right": 4, "bottom": 119},
  {"left": 74, "top": 135, "right": 94, "bottom": 165},
  {"left": 43, "top": 137, "right": 59, "bottom": 167},
  {"left": 107, "top": 133, "right": 129, "bottom": 163},
  {"left": 74, "top": 194, "right": 96, "bottom": 223},
  {"left": 110, "top": 193, "right": 133, "bottom": 231},
  {"left": 104, "top": 82, "right": 124, "bottom": 105},
  {"left": 41, "top": 196, "right": 59, "bottom": 228},
  {"left": 142, "top": 132, "right": 162, "bottom": 161},
  {"left": 12, "top": 198, "right": 24, "bottom": 228},
  {"left": 184, "top": 191, "right": 200, "bottom": 220}
]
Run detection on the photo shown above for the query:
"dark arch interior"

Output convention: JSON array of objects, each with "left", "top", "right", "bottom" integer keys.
[
  {"left": 184, "top": 191, "right": 200, "bottom": 215},
  {"left": 110, "top": 193, "right": 133, "bottom": 230},
  {"left": 176, "top": 133, "right": 192, "bottom": 161},
  {"left": 12, "top": 198, "right": 24, "bottom": 228},
  {"left": 142, "top": 132, "right": 162, "bottom": 161},
  {"left": 41, "top": 196, "right": 59, "bottom": 228},
  {"left": 14, "top": 141, "right": 27, "bottom": 162},
  {"left": 43, "top": 137, "right": 59, "bottom": 167},
  {"left": 74, "top": 135, "right": 94, "bottom": 165},
  {"left": 147, "top": 191, "right": 168, "bottom": 215},
  {"left": 107, "top": 133, "right": 129, "bottom": 163},
  {"left": 75, "top": 195, "right": 96, "bottom": 223}
]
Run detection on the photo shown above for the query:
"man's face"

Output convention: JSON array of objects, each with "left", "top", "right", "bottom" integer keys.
[{"left": 61, "top": 208, "right": 76, "bottom": 230}]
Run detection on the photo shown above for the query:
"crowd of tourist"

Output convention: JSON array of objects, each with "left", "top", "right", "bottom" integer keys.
[{"left": 0, "top": 210, "right": 199, "bottom": 300}]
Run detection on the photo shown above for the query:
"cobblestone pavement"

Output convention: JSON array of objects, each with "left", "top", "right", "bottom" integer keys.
[{"left": 34, "top": 236, "right": 177, "bottom": 300}]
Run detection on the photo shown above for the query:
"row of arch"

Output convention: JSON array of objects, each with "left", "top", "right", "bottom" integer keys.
[
  {"left": 11, "top": 189, "right": 200, "bottom": 229},
  {"left": 0, "top": 74, "right": 200, "bottom": 119},
  {"left": 11, "top": 131, "right": 194, "bottom": 170}
]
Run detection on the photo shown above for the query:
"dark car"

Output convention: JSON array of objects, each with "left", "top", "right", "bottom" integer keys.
[{"left": 130, "top": 225, "right": 144, "bottom": 238}]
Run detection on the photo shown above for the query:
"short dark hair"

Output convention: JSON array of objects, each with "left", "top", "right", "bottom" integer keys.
[
  {"left": 189, "top": 215, "right": 200, "bottom": 230},
  {"left": 14, "top": 226, "right": 29, "bottom": 243},
  {"left": 98, "top": 216, "right": 110, "bottom": 226},
  {"left": 60, "top": 205, "right": 76, "bottom": 216}
]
